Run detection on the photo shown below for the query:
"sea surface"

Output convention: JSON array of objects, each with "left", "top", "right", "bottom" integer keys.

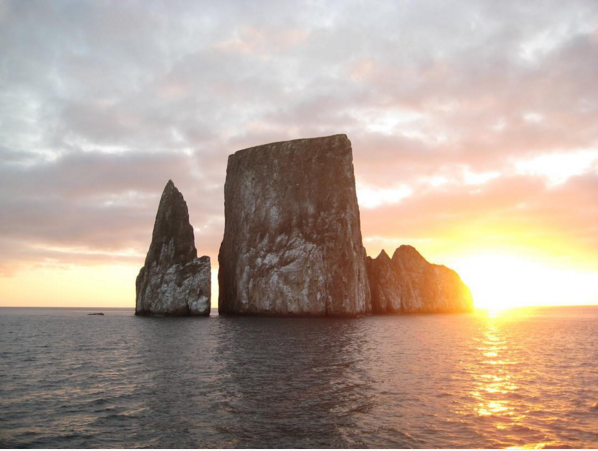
[{"left": 0, "top": 306, "right": 596, "bottom": 449}]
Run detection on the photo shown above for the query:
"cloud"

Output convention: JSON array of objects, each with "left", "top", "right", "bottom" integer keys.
[{"left": 1, "top": 0, "right": 598, "bottom": 282}]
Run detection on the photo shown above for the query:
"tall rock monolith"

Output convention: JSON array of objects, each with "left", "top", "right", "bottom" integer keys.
[{"left": 218, "top": 134, "right": 370, "bottom": 317}]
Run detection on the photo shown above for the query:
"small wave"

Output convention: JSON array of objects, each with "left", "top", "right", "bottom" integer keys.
[
  {"left": 436, "top": 391, "right": 453, "bottom": 398},
  {"left": 505, "top": 424, "right": 539, "bottom": 435},
  {"left": 93, "top": 406, "right": 121, "bottom": 414},
  {"left": 373, "top": 425, "right": 422, "bottom": 446},
  {"left": 90, "top": 412, "right": 141, "bottom": 427},
  {"left": 89, "top": 397, "right": 109, "bottom": 406},
  {"left": 348, "top": 403, "right": 374, "bottom": 414},
  {"left": 60, "top": 433, "right": 88, "bottom": 441}
]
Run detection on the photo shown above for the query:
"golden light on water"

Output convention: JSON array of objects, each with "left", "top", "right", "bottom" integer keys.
[
  {"left": 456, "top": 310, "right": 520, "bottom": 432},
  {"left": 470, "top": 317, "right": 519, "bottom": 419},
  {"left": 464, "top": 308, "right": 580, "bottom": 450}
]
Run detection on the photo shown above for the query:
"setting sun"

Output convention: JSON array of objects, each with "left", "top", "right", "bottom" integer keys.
[{"left": 453, "top": 253, "right": 598, "bottom": 310}]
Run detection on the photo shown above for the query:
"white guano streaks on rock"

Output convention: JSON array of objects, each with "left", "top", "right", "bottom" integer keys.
[
  {"left": 135, "top": 180, "right": 211, "bottom": 316},
  {"left": 218, "top": 134, "right": 370, "bottom": 317}
]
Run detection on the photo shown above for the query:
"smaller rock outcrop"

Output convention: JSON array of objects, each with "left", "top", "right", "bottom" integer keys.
[
  {"left": 135, "top": 180, "right": 211, "bottom": 316},
  {"left": 366, "top": 250, "right": 403, "bottom": 314},
  {"left": 366, "top": 245, "right": 473, "bottom": 314}
]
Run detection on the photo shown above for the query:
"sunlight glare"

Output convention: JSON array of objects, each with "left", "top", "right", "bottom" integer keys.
[{"left": 454, "top": 253, "right": 598, "bottom": 310}]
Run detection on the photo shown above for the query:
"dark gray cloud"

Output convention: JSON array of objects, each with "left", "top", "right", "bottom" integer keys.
[{"left": 1, "top": 0, "right": 598, "bottom": 276}]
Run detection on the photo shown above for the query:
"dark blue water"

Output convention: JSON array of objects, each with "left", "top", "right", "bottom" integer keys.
[{"left": 0, "top": 307, "right": 596, "bottom": 448}]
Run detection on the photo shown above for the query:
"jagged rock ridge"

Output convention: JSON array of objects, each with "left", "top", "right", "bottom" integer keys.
[
  {"left": 366, "top": 245, "right": 473, "bottom": 313},
  {"left": 135, "top": 180, "right": 211, "bottom": 316},
  {"left": 218, "top": 134, "right": 370, "bottom": 317}
]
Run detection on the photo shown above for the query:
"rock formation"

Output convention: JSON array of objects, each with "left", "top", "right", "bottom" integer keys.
[
  {"left": 218, "top": 134, "right": 370, "bottom": 317},
  {"left": 365, "top": 250, "right": 403, "bottom": 314},
  {"left": 135, "top": 180, "right": 211, "bottom": 316},
  {"left": 366, "top": 245, "right": 473, "bottom": 314}
]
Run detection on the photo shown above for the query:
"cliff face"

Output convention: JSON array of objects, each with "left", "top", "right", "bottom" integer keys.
[
  {"left": 365, "top": 250, "right": 403, "bottom": 314},
  {"left": 135, "top": 180, "right": 211, "bottom": 316},
  {"left": 367, "top": 245, "right": 473, "bottom": 314},
  {"left": 218, "top": 134, "right": 370, "bottom": 317}
]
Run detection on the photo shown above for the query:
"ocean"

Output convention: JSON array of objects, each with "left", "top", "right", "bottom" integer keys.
[{"left": 0, "top": 306, "right": 596, "bottom": 448}]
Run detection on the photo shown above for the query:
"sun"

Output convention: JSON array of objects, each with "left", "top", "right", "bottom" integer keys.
[{"left": 452, "top": 253, "right": 598, "bottom": 310}]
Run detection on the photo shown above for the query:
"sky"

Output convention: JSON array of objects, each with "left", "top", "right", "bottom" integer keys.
[{"left": 1, "top": 0, "right": 598, "bottom": 309}]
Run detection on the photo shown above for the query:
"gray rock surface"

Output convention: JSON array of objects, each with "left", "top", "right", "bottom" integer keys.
[
  {"left": 218, "top": 134, "right": 370, "bottom": 317},
  {"left": 135, "top": 180, "right": 211, "bottom": 316},
  {"left": 366, "top": 245, "right": 473, "bottom": 313},
  {"left": 365, "top": 250, "right": 403, "bottom": 314}
]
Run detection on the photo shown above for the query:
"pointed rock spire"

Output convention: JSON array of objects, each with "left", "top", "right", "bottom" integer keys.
[
  {"left": 366, "top": 249, "right": 403, "bottom": 313},
  {"left": 135, "top": 180, "right": 211, "bottom": 316},
  {"left": 376, "top": 249, "right": 392, "bottom": 262}
]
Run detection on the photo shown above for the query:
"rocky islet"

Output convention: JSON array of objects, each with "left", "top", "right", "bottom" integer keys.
[
  {"left": 218, "top": 134, "right": 370, "bottom": 317},
  {"left": 367, "top": 245, "right": 473, "bottom": 314},
  {"left": 135, "top": 180, "right": 211, "bottom": 316},
  {"left": 136, "top": 135, "right": 473, "bottom": 317}
]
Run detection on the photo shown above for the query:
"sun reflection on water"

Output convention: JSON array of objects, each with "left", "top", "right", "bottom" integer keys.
[
  {"left": 448, "top": 307, "right": 591, "bottom": 448},
  {"left": 462, "top": 309, "right": 531, "bottom": 439}
]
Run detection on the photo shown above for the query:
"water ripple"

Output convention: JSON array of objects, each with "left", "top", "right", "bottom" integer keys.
[{"left": 0, "top": 307, "right": 596, "bottom": 448}]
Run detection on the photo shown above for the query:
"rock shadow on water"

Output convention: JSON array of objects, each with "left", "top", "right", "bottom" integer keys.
[
  {"left": 213, "top": 316, "right": 376, "bottom": 448},
  {"left": 121, "top": 317, "right": 223, "bottom": 448}
]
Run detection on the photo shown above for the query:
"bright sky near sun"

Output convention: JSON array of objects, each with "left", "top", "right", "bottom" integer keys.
[{"left": 1, "top": 1, "right": 598, "bottom": 309}]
